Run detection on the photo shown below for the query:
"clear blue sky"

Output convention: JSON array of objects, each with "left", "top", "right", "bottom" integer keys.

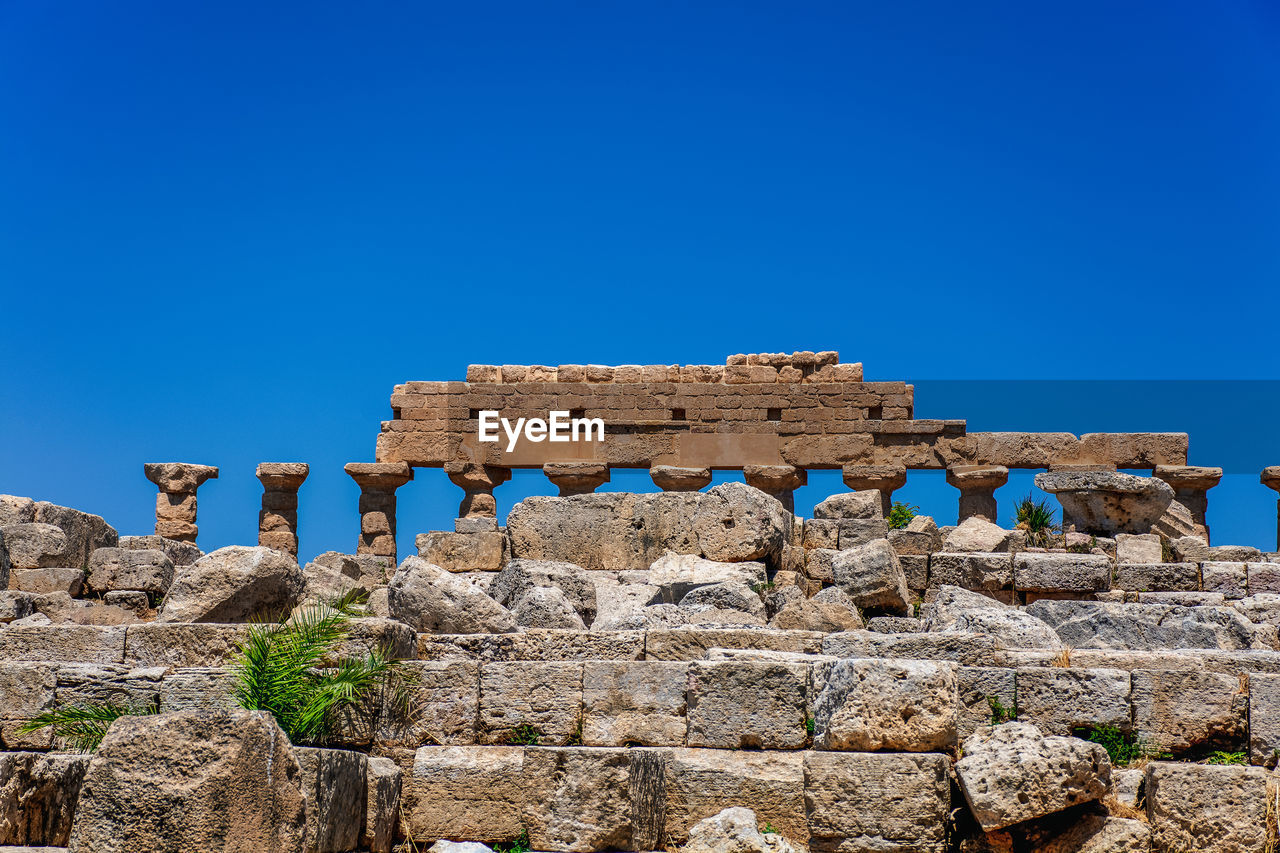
[{"left": 3, "top": 1, "right": 1278, "bottom": 559}]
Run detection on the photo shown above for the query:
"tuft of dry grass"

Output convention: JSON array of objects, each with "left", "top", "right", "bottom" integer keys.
[
  {"left": 1050, "top": 646, "right": 1073, "bottom": 668},
  {"left": 1103, "top": 794, "right": 1146, "bottom": 823}
]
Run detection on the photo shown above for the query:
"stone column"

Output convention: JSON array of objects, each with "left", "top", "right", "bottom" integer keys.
[
  {"left": 143, "top": 463, "right": 219, "bottom": 543},
  {"left": 841, "top": 464, "right": 907, "bottom": 516},
  {"left": 945, "top": 465, "right": 1009, "bottom": 524},
  {"left": 1154, "top": 465, "right": 1223, "bottom": 542},
  {"left": 344, "top": 462, "right": 413, "bottom": 562},
  {"left": 543, "top": 462, "right": 610, "bottom": 497},
  {"left": 256, "top": 463, "right": 309, "bottom": 558},
  {"left": 1263, "top": 467, "right": 1280, "bottom": 551},
  {"left": 444, "top": 462, "right": 511, "bottom": 518},
  {"left": 649, "top": 466, "right": 712, "bottom": 492},
  {"left": 743, "top": 465, "right": 807, "bottom": 513}
]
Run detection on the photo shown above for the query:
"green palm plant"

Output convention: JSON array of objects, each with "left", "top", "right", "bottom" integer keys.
[
  {"left": 230, "top": 603, "right": 413, "bottom": 745},
  {"left": 1012, "top": 495, "right": 1060, "bottom": 547},
  {"left": 18, "top": 700, "right": 158, "bottom": 752}
]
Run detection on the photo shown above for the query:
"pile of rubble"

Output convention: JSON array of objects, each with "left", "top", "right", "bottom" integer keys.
[{"left": 3, "top": 467, "right": 1280, "bottom": 852}]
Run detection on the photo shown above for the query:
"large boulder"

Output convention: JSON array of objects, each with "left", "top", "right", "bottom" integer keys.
[
  {"left": 831, "top": 539, "right": 909, "bottom": 614},
  {"left": 926, "top": 586, "right": 1063, "bottom": 650},
  {"left": 119, "top": 534, "right": 203, "bottom": 566},
  {"left": 1145, "top": 762, "right": 1277, "bottom": 853},
  {"left": 387, "top": 557, "right": 516, "bottom": 634},
  {"left": 691, "top": 483, "right": 790, "bottom": 563},
  {"left": 489, "top": 559, "right": 597, "bottom": 626},
  {"left": 770, "top": 587, "right": 863, "bottom": 632},
  {"left": 159, "top": 546, "right": 305, "bottom": 623},
  {"left": 943, "top": 517, "right": 1019, "bottom": 553},
  {"left": 1026, "top": 599, "right": 1273, "bottom": 650},
  {"left": 67, "top": 710, "right": 307, "bottom": 852},
  {"left": 649, "top": 552, "right": 767, "bottom": 603},
  {"left": 1035, "top": 471, "right": 1175, "bottom": 536},
  {"left": 31, "top": 502, "right": 118, "bottom": 569},
  {"left": 509, "top": 586, "right": 585, "bottom": 630},
  {"left": 681, "top": 807, "right": 800, "bottom": 853},
  {"left": 955, "top": 722, "right": 1111, "bottom": 832},
  {"left": 295, "top": 746, "right": 367, "bottom": 853},
  {"left": 87, "top": 547, "right": 174, "bottom": 595},
  {"left": 812, "top": 491, "right": 883, "bottom": 521},
  {"left": 0, "top": 524, "right": 68, "bottom": 569},
  {"left": 680, "top": 582, "right": 766, "bottom": 619}
]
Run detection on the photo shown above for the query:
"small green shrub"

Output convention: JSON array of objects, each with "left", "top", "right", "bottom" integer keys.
[
  {"left": 1013, "top": 495, "right": 1059, "bottom": 547},
  {"left": 762, "top": 823, "right": 778, "bottom": 835},
  {"left": 18, "top": 700, "right": 159, "bottom": 753},
  {"left": 805, "top": 716, "right": 815, "bottom": 734},
  {"left": 887, "top": 502, "right": 919, "bottom": 530},
  {"left": 494, "top": 829, "right": 530, "bottom": 853},
  {"left": 1205, "top": 750, "right": 1247, "bottom": 765},
  {"left": 1077, "top": 725, "right": 1164, "bottom": 766},
  {"left": 506, "top": 723, "right": 542, "bottom": 746},
  {"left": 987, "top": 696, "right": 1017, "bottom": 725}
]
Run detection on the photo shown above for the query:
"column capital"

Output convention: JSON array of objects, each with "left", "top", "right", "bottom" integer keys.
[
  {"left": 841, "top": 464, "right": 907, "bottom": 492},
  {"left": 945, "top": 464, "right": 1009, "bottom": 491},
  {"left": 743, "top": 464, "right": 807, "bottom": 493},
  {"left": 144, "top": 462, "right": 219, "bottom": 493},
  {"left": 345, "top": 462, "right": 413, "bottom": 492},
  {"left": 256, "top": 462, "right": 310, "bottom": 492},
  {"left": 1154, "top": 465, "right": 1223, "bottom": 492},
  {"left": 650, "top": 465, "right": 712, "bottom": 492},
  {"left": 544, "top": 462, "right": 610, "bottom": 497},
  {"left": 1261, "top": 466, "right": 1280, "bottom": 493},
  {"left": 444, "top": 461, "right": 512, "bottom": 491}
]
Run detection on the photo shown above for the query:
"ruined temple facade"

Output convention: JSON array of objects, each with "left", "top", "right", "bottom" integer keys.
[{"left": 362, "top": 352, "right": 1212, "bottom": 558}]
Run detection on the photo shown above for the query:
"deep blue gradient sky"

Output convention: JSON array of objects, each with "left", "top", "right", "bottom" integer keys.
[{"left": 3, "top": 2, "right": 1278, "bottom": 559}]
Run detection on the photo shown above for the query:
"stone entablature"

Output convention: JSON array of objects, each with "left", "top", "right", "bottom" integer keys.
[{"left": 375, "top": 352, "right": 1187, "bottom": 475}]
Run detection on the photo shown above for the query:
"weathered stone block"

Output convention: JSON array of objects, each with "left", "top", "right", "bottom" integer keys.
[
  {"left": 376, "top": 660, "right": 478, "bottom": 747},
  {"left": 956, "top": 666, "right": 1017, "bottom": 741},
  {"left": 1250, "top": 673, "right": 1280, "bottom": 765},
  {"left": 87, "top": 547, "right": 174, "bottom": 594},
  {"left": 158, "top": 667, "right": 238, "bottom": 712},
  {"left": 405, "top": 746, "right": 524, "bottom": 843},
  {"left": 9, "top": 568, "right": 83, "bottom": 596},
  {"left": 362, "top": 756, "right": 401, "bottom": 853},
  {"left": 1014, "top": 667, "right": 1130, "bottom": 736},
  {"left": 804, "top": 751, "right": 949, "bottom": 853},
  {"left": 478, "top": 662, "right": 582, "bottom": 745},
  {"left": 812, "top": 658, "right": 957, "bottom": 751},
  {"left": 55, "top": 663, "right": 163, "bottom": 711},
  {"left": 928, "top": 552, "right": 1012, "bottom": 591},
  {"left": 159, "top": 546, "right": 305, "bottom": 623},
  {"left": 415, "top": 532, "right": 506, "bottom": 572},
  {"left": 0, "top": 663, "right": 55, "bottom": 750},
  {"left": 582, "top": 661, "right": 687, "bottom": 747},
  {"left": 0, "top": 625, "right": 125, "bottom": 665},
  {"left": 644, "top": 628, "right": 823, "bottom": 661},
  {"left": 1115, "top": 533, "right": 1163, "bottom": 565},
  {"left": 1014, "top": 552, "right": 1111, "bottom": 593},
  {"left": 123, "top": 623, "right": 249, "bottom": 667},
  {"left": 665, "top": 749, "right": 807, "bottom": 848},
  {"left": 522, "top": 747, "right": 632, "bottom": 852},
  {"left": 295, "top": 747, "right": 367, "bottom": 853},
  {"left": 1115, "top": 562, "right": 1199, "bottom": 592},
  {"left": 686, "top": 661, "right": 808, "bottom": 749},
  {"left": 1131, "top": 668, "right": 1247, "bottom": 754},
  {"left": 0, "top": 752, "right": 90, "bottom": 846},
  {"left": 831, "top": 539, "right": 909, "bottom": 613},
  {"left": 1202, "top": 561, "right": 1248, "bottom": 598},
  {"left": 1145, "top": 762, "right": 1276, "bottom": 853},
  {"left": 956, "top": 722, "right": 1110, "bottom": 832},
  {"left": 822, "top": 631, "right": 997, "bottom": 665}
]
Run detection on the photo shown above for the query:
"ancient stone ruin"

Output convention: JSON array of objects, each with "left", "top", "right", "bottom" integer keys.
[{"left": 2, "top": 351, "right": 1280, "bottom": 852}]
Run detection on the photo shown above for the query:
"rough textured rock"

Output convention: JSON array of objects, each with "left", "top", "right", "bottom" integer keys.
[
  {"left": 119, "top": 534, "right": 203, "bottom": 566},
  {"left": 693, "top": 483, "right": 790, "bottom": 563},
  {"left": 682, "top": 807, "right": 800, "bottom": 853},
  {"left": 363, "top": 757, "right": 401, "bottom": 853},
  {"left": 31, "top": 502, "right": 117, "bottom": 569},
  {"left": 687, "top": 661, "right": 808, "bottom": 749},
  {"left": 479, "top": 661, "right": 582, "bottom": 745},
  {"left": 1014, "top": 667, "right": 1131, "bottom": 735},
  {"left": 521, "top": 747, "right": 632, "bottom": 852},
  {"left": 925, "top": 586, "right": 1063, "bottom": 650},
  {"left": 0, "top": 752, "right": 89, "bottom": 846},
  {"left": 510, "top": 586, "right": 585, "bottom": 629},
  {"left": 812, "top": 657, "right": 957, "bottom": 751},
  {"left": 309, "top": 551, "right": 393, "bottom": 588},
  {"left": 1026, "top": 599, "right": 1272, "bottom": 650},
  {"left": 804, "top": 751, "right": 949, "bottom": 853},
  {"left": 67, "top": 709, "right": 307, "bottom": 853},
  {"left": 1131, "top": 668, "right": 1248, "bottom": 754},
  {"left": 943, "top": 517, "right": 1018, "bottom": 553},
  {"left": 295, "top": 747, "right": 367, "bottom": 853},
  {"left": 159, "top": 546, "right": 305, "bottom": 623},
  {"left": 1144, "top": 762, "right": 1276, "bottom": 853},
  {"left": 650, "top": 553, "right": 767, "bottom": 604},
  {"left": 582, "top": 660, "right": 687, "bottom": 746},
  {"left": 387, "top": 557, "right": 516, "bottom": 634},
  {"left": 660, "top": 749, "right": 806, "bottom": 848},
  {"left": 770, "top": 592, "right": 863, "bottom": 632},
  {"left": 1014, "top": 552, "right": 1111, "bottom": 593},
  {"left": 405, "top": 746, "right": 525, "bottom": 843},
  {"left": 681, "top": 582, "right": 766, "bottom": 619},
  {"left": 87, "top": 547, "right": 174, "bottom": 595},
  {"left": 1037, "top": 815, "right": 1150, "bottom": 853},
  {"left": 1035, "top": 471, "right": 1175, "bottom": 535},
  {"left": 955, "top": 722, "right": 1111, "bottom": 832},
  {"left": 831, "top": 539, "right": 909, "bottom": 613},
  {"left": 812, "top": 491, "right": 883, "bottom": 521},
  {"left": 928, "top": 552, "right": 1013, "bottom": 591},
  {"left": 416, "top": 531, "right": 506, "bottom": 572},
  {"left": 489, "top": 559, "right": 597, "bottom": 626},
  {"left": 1115, "top": 533, "right": 1163, "bottom": 564},
  {"left": 0, "top": 524, "right": 68, "bottom": 569}
]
